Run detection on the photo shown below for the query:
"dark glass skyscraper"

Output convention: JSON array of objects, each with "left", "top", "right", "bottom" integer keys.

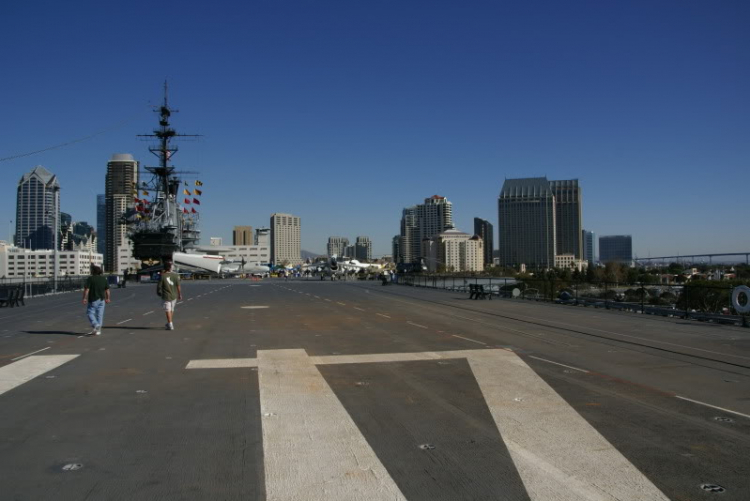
[
  {"left": 15, "top": 166, "right": 60, "bottom": 250},
  {"left": 498, "top": 178, "right": 556, "bottom": 269},
  {"left": 599, "top": 235, "right": 633, "bottom": 264},
  {"left": 550, "top": 180, "right": 583, "bottom": 260},
  {"left": 473, "top": 217, "right": 494, "bottom": 267},
  {"left": 96, "top": 194, "right": 106, "bottom": 256}
]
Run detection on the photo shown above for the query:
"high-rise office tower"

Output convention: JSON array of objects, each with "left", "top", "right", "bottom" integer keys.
[
  {"left": 550, "top": 180, "right": 583, "bottom": 259},
  {"left": 599, "top": 235, "right": 633, "bottom": 264},
  {"left": 582, "top": 230, "right": 595, "bottom": 264},
  {"left": 498, "top": 178, "right": 556, "bottom": 269},
  {"left": 105, "top": 154, "right": 138, "bottom": 272},
  {"left": 233, "top": 226, "right": 253, "bottom": 246},
  {"left": 15, "top": 166, "right": 60, "bottom": 250},
  {"left": 473, "top": 217, "right": 494, "bottom": 267},
  {"left": 398, "top": 195, "right": 453, "bottom": 263},
  {"left": 96, "top": 194, "right": 106, "bottom": 256},
  {"left": 270, "top": 213, "right": 301, "bottom": 265},
  {"left": 355, "top": 236, "right": 372, "bottom": 261},
  {"left": 327, "top": 237, "right": 349, "bottom": 258}
]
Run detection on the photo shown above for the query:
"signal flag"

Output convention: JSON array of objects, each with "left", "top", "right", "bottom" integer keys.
[
  {"left": 191, "top": 207, "right": 197, "bottom": 214},
  {"left": 195, "top": 180, "right": 203, "bottom": 186},
  {"left": 184, "top": 198, "right": 191, "bottom": 204},
  {"left": 193, "top": 189, "right": 202, "bottom": 196},
  {"left": 193, "top": 198, "right": 200, "bottom": 205},
  {"left": 183, "top": 189, "right": 190, "bottom": 195}
]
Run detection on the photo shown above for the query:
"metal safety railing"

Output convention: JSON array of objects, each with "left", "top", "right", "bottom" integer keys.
[{"left": 395, "top": 274, "right": 749, "bottom": 326}]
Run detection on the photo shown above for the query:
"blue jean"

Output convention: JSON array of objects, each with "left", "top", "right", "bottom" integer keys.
[{"left": 87, "top": 299, "right": 105, "bottom": 329}]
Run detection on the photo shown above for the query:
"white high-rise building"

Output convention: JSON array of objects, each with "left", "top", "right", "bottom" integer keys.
[{"left": 270, "top": 213, "right": 301, "bottom": 265}]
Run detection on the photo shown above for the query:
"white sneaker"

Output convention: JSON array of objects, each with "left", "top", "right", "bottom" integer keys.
[
  {"left": 95, "top": 328, "right": 101, "bottom": 336},
  {"left": 87, "top": 328, "right": 98, "bottom": 336},
  {"left": 169, "top": 323, "right": 175, "bottom": 330}
]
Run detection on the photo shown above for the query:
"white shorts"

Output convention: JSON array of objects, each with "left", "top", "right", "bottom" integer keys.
[{"left": 162, "top": 300, "right": 177, "bottom": 312}]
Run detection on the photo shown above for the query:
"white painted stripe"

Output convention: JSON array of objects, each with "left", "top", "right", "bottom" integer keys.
[
  {"left": 336, "top": 302, "right": 346, "bottom": 306},
  {"left": 468, "top": 350, "right": 668, "bottom": 500},
  {"left": 324, "top": 299, "right": 331, "bottom": 302},
  {"left": 143, "top": 311, "right": 154, "bottom": 316},
  {"left": 11, "top": 347, "right": 50, "bottom": 361},
  {"left": 452, "top": 334, "right": 487, "bottom": 345},
  {"left": 177, "top": 301, "right": 184, "bottom": 305},
  {"left": 117, "top": 318, "right": 132, "bottom": 325},
  {"left": 258, "top": 349, "right": 407, "bottom": 500},
  {"left": 407, "top": 321, "right": 428, "bottom": 329},
  {"left": 353, "top": 307, "right": 365, "bottom": 311},
  {"left": 187, "top": 358, "right": 258, "bottom": 369},
  {"left": 675, "top": 395, "right": 750, "bottom": 420},
  {"left": 0, "top": 355, "right": 79, "bottom": 396},
  {"left": 312, "top": 351, "right": 447, "bottom": 365},
  {"left": 314, "top": 295, "right": 320, "bottom": 299},
  {"left": 241, "top": 306, "right": 270, "bottom": 309},
  {"left": 528, "top": 356, "right": 589, "bottom": 373},
  {"left": 376, "top": 313, "right": 391, "bottom": 318},
  {"left": 187, "top": 298, "right": 194, "bottom": 301}
]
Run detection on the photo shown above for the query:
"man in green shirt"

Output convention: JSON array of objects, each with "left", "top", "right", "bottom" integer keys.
[
  {"left": 82, "top": 265, "right": 110, "bottom": 336},
  {"left": 157, "top": 259, "right": 182, "bottom": 330}
]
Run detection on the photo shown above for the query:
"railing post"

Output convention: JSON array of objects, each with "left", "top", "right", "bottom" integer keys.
[
  {"left": 640, "top": 281, "right": 645, "bottom": 314},
  {"left": 684, "top": 284, "right": 690, "bottom": 320},
  {"left": 605, "top": 282, "right": 609, "bottom": 309}
]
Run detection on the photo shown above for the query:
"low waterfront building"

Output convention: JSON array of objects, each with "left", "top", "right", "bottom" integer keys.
[{"left": 0, "top": 242, "right": 103, "bottom": 278}]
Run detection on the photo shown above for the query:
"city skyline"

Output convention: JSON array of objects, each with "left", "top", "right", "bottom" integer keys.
[{"left": 1, "top": 2, "right": 748, "bottom": 257}]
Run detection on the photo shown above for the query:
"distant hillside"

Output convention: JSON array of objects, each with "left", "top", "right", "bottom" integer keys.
[{"left": 301, "top": 249, "right": 323, "bottom": 260}]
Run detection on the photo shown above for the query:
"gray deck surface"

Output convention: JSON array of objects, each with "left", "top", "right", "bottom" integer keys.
[{"left": 0, "top": 278, "right": 748, "bottom": 500}]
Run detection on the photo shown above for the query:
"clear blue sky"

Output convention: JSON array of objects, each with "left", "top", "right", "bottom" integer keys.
[{"left": 1, "top": 1, "right": 748, "bottom": 258}]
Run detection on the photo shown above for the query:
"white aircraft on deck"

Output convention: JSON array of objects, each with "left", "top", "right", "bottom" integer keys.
[{"left": 172, "top": 252, "right": 270, "bottom": 276}]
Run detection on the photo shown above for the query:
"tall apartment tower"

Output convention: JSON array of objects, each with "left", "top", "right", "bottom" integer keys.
[
  {"left": 398, "top": 195, "right": 453, "bottom": 264},
  {"left": 417, "top": 195, "right": 453, "bottom": 243},
  {"left": 473, "top": 217, "right": 494, "bottom": 267},
  {"left": 327, "top": 237, "right": 349, "bottom": 258},
  {"left": 96, "top": 194, "right": 106, "bottom": 256},
  {"left": 15, "top": 166, "right": 60, "bottom": 250},
  {"left": 582, "top": 230, "right": 596, "bottom": 264},
  {"left": 550, "top": 180, "right": 583, "bottom": 259},
  {"left": 498, "top": 178, "right": 556, "bottom": 269},
  {"left": 355, "top": 236, "right": 372, "bottom": 261},
  {"left": 105, "top": 154, "right": 138, "bottom": 272},
  {"left": 233, "top": 226, "right": 253, "bottom": 246},
  {"left": 399, "top": 206, "right": 419, "bottom": 263},
  {"left": 270, "top": 213, "right": 301, "bottom": 265}
]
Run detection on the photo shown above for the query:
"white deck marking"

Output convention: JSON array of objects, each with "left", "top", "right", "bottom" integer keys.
[
  {"left": 336, "top": 302, "right": 346, "bottom": 306},
  {"left": 117, "top": 319, "right": 132, "bottom": 325},
  {"left": 529, "top": 356, "right": 589, "bottom": 373},
  {"left": 452, "top": 334, "right": 487, "bottom": 345},
  {"left": 0, "top": 355, "right": 79, "bottom": 395},
  {"left": 143, "top": 311, "right": 154, "bottom": 316},
  {"left": 187, "top": 298, "right": 194, "bottom": 301},
  {"left": 324, "top": 299, "right": 331, "bottom": 302},
  {"left": 468, "top": 349, "right": 668, "bottom": 500},
  {"left": 676, "top": 395, "right": 750, "bottom": 420},
  {"left": 258, "top": 349, "right": 407, "bottom": 500},
  {"left": 353, "top": 307, "right": 365, "bottom": 311},
  {"left": 187, "top": 358, "right": 258, "bottom": 369},
  {"left": 407, "top": 321, "right": 428, "bottom": 329},
  {"left": 177, "top": 301, "right": 184, "bottom": 305},
  {"left": 376, "top": 313, "right": 391, "bottom": 319},
  {"left": 241, "top": 306, "right": 270, "bottom": 309},
  {"left": 187, "top": 348, "right": 668, "bottom": 500},
  {"left": 11, "top": 347, "right": 51, "bottom": 361}
]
